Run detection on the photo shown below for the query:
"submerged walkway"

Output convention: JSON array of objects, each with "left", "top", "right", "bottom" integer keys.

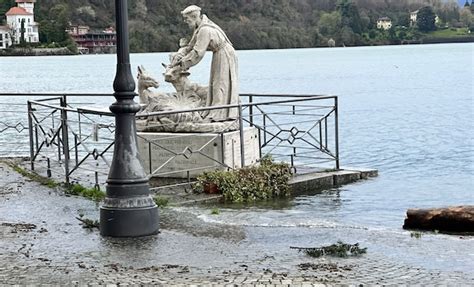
[{"left": 0, "top": 161, "right": 473, "bottom": 285}]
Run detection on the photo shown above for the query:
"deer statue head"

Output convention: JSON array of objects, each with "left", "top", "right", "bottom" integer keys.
[{"left": 137, "top": 65, "right": 160, "bottom": 91}]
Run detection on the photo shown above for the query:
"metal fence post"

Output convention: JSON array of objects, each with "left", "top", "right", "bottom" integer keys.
[
  {"left": 27, "top": 101, "right": 35, "bottom": 171},
  {"left": 238, "top": 104, "right": 245, "bottom": 168},
  {"left": 60, "top": 96, "right": 70, "bottom": 183},
  {"left": 249, "top": 94, "right": 254, "bottom": 127},
  {"left": 334, "top": 97, "right": 340, "bottom": 170}
]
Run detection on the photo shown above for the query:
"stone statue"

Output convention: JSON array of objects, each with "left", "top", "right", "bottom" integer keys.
[
  {"left": 135, "top": 5, "right": 240, "bottom": 132},
  {"left": 137, "top": 65, "right": 204, "bottom": 130},
  {"left": 136, "top": 64, "right": 238, "bottom": 132},
  {"left": 172, "top": 5, "right": 239, "bottom": 121}
]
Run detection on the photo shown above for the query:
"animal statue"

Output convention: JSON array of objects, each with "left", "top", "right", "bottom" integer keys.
[
  {"left": 136, "top": 65, "right": 207, "bottom": 131},
  {"left": 162, "top": 63, "right": 208, "bottom": 104},
  {"left": 137, "top": 65, "right": 160, "bottom": 108}
]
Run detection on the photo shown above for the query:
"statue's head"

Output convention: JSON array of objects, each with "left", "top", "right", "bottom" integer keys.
[
  {"left": 162, "top": 63, "right": 190, "bottom": 84},
  {"left": 181, "top": 5, "right": 201, "bottom": 29},
  {"left": 137, "top": 65, "right": 159, "bottom": 89}
]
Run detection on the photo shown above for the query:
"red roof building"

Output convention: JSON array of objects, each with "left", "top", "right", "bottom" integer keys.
[
  {"left": 5, "top": 7, "right": 32, "bottom": 16},
  {"left": 4, "top": 0, "right": 39, "bottom": 44}
]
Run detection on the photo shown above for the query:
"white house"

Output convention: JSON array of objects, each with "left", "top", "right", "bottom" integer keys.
[
  {"left": 377, "top": 17, "right": 392, "bottom": 30},
  {"left": 410, "top": 9, "right": 441, "bottom": 26},
  {"left": 5, "top": 0, "right": 39, "bottom": 44},
  {"left": 0, "top": 25, "right": 12, "bottom": 49},
  {"left": 410, "top": 10, "right": 419, "bottom": 25}
]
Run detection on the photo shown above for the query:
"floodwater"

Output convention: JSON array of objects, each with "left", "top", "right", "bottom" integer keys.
[{"left": 1, "top": 43, "right": 473, "bottom": 274}]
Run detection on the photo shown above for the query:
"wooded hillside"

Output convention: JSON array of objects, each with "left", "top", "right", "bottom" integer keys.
[{"left": 1, "top": 0, "right": 472, "bottom": 52}]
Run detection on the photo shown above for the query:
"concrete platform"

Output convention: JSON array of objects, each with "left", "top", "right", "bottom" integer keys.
[
  {"left": 289, "top": 167, "right": 378, "bottom": 195},
  {"left": 177, "top": 167, "right": 378, "bottom": 205}
]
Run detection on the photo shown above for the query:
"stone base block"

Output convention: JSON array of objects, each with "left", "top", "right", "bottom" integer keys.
[{"left": 137, "top": 127, "right": 260, "bottom": 178}]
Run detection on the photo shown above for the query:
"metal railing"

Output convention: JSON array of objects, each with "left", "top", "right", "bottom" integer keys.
[{"left": 0, "top": 93, "right": 339, "bottom": 189}]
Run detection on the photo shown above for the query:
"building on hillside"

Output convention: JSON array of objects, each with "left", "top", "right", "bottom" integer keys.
[
  {"left": 410, "top": 9, "right": 441, "bottom": 26},
  {"left": 377, "top": 17, "right": 393, "bottom": 30},
  {"left": 410, "top": 10, "right": 419, "bottom": 25},
  {"left": 0, "top": 25, "right": 12, "bottom": 49},
  {"left": 5, "top": 0, "right": 39, "bottom": 44},
  {"left": 68, "top": 25, "right": 90, "bottom": 36},
  {"left": 68, "top": 24, "right": 116, "bottom": 54}
]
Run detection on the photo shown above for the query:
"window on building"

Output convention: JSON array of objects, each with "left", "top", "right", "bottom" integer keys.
[{"left": 0, "top": 34, "right": 3, "bottom": 41}]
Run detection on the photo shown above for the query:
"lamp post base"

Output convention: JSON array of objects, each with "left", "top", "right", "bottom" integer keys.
[{"left": 100, "top": 206, "right": 159, "bottom": 237}]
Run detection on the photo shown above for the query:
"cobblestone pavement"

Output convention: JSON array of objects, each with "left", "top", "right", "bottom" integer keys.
[{"left": 1, "top": 161, "right": 473, "bottom": 286}]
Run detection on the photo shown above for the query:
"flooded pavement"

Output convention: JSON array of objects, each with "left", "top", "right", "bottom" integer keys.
[{"left": 1, "top": 161, "right": 473, "bottom": 285}]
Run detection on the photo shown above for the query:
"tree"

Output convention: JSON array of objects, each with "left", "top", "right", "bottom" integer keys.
[
  {"left": 460, "top": 8, "right": 474, "bottom": 27},
  {"left": 396, "top": 12, "right": 411, "bottom": 27},
  {"left": 337, "top": 0, "right": 363, "bottom": 34},
  {"left": 38, "top": 4, "right": 71, "bottom": 44},
  {"left": 0, "top": 0, "right": 15, "bottom": 24},
  {"left": 318, "top": 11, "right": 342, "bottom": 37},
  {"left": 437, "top": 0, "right": 461, "bottom": 24},
  {"left": 416, "top": 6, "right": 437, "bottom": 32},
  {"left": 20, "top": 18, "right": 25, "bottom": 46}
]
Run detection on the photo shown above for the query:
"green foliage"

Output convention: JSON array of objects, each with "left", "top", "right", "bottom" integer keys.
[
  {"left": 210, "top": 207, "right": 220, "bottom": 215},
  {"left": 292, "top": 241, "right": 367, "bottom": 258},
  {"left": 10, "top": 164, "right": 59, "bottom": 188},
  {"left": 38, "top": 4, "right": 71, "bottom": 45},
  {"left": 337, "top": 0, "right": 363, "bottom": 35},
  {"left": 0, "top": 0, "right": 470, "bottom": 50},
  {"left": 426, "top": 27, "right": 470, "bottom": 37},
  {"left": 7, "top": 162, "right": 104, "bottom": 201},
  {"left": 0, "top": 0, "right": 14, "bottom": 24},
  {"left": 318, "top": 11, "right": 342, "bottom": 37},
  {"left": 194, "top": 156, "right": 292, "bottom": 203},
  {"left": 153, "top": 196, "right": 169, "bottom": 208},
  {"left": 417, "top": 6, "right": 437, "bottom": 32},
  {"left": 410, "top": 231, "right": 423, "bottom": 238},
  {"left": 65, "top": 183, "right": 105, "bottom": 202}
]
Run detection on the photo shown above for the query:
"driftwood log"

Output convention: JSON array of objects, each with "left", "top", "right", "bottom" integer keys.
[{"left": 403, "top": 206, "right": 474, "bottom": 233}]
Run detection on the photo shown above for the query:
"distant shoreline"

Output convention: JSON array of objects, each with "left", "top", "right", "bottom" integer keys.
[
  {"left": 1, "top": 36, "right": 472, "bottom": 56},
  {"left": 0, "top": 47, "right": 75, "bottom": 57}
]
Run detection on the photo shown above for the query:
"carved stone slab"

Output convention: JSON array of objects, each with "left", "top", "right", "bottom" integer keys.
[{"left": 137, "top": 127, "right": 260, "bottom": 178}]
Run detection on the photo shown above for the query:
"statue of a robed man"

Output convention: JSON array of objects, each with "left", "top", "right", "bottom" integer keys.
[{"left": 172, "top": 5, "right": 239, "bottom": 121}]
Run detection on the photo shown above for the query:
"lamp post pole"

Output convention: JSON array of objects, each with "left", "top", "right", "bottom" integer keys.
[{"left": 100, "top": 0, "right": 159, "bottom": 237}]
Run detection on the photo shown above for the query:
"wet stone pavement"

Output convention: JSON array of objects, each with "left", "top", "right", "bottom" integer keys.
[{"left": 1, "top": 161, "right": 473, "bottom": 286}]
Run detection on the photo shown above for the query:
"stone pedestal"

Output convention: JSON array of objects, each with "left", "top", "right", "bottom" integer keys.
[{"left": 137, "top": 127, "right": 260, "bottom": 178}]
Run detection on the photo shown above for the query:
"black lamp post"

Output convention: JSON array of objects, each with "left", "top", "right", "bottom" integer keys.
[{"left": 100, "top": 0, "right": 159, "bottom": 237}]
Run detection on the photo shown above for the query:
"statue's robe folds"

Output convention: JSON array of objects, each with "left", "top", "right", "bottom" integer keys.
[{"left": 180, "top": 15, "right": 239, "bottom": 121}]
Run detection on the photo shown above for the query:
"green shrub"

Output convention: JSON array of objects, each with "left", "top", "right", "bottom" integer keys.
[
  {"left": 153, "top": 196, "right": 169, "bottom": 208},
  {"left": 194, "top": 156, "right": 292, "bottom": 203},
  {"left": 65, "top": 183, "right": 105, "bottom": 202}
]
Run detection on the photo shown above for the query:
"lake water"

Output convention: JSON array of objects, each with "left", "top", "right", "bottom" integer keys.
[{"left": 1, "top": 43, "right": 473, "bottom": 273}]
